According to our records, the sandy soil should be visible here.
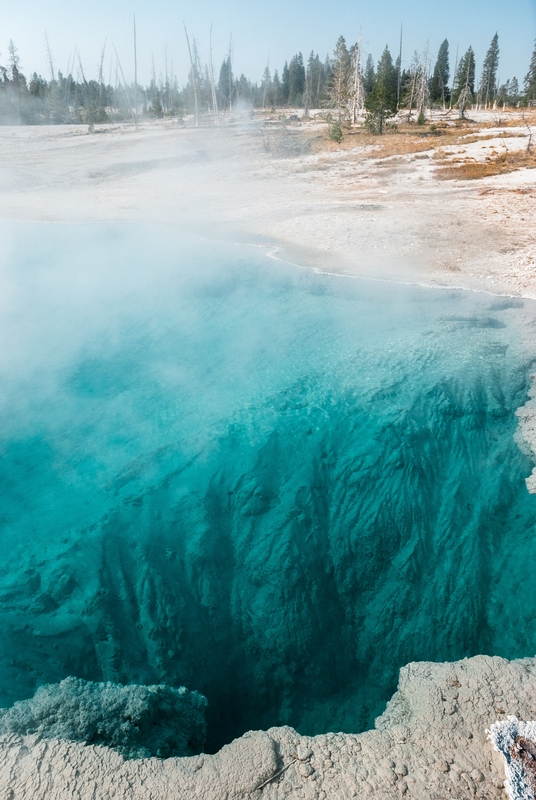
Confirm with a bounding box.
[0,111,534,297]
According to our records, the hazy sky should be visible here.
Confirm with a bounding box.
[1,0,535,88]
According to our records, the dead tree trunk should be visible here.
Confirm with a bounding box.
[113,43,137,126]
[349,41,365,124]
[45,32,55,82]
[133,14,138,123]
[209,23,219,126]
[397,24,403,110]
[183,23,199,127]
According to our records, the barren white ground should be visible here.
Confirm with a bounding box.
[0,112,534,296]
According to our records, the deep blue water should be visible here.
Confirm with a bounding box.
[1,222,536,752]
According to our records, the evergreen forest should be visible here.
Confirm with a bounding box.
[0,32,535,128]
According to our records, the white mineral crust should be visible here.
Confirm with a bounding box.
[2,653,535,798]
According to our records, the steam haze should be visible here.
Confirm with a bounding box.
[1,0,536,776]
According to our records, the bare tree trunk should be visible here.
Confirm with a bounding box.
[350,40,364,123]
[45,32,55,82]
[164,44,168,113]
[416,43,430,117]
[397,24,403,110]
[304,64,310,116]
[77,49,86,84]
[72,54,78,114]
[458,58,472,119]
[228,35,234,112]
[98,43,106,84]
[114,63,120,119]
[262,58,270,110]
[408,69,417,121]
[183,23,199,127]
[113,43,137,125]
[450,45,458,110]
[98,41,107,109]
[133,14,138,122]
[523,111,533,151]
[209,23,219,126]
[169,55,174,111]
[64,50,74,104]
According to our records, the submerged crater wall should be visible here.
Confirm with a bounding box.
[2,361,536,752]
[2,227,536,754]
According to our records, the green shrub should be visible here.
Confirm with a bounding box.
[329,121,343,142]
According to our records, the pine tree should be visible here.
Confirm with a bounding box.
[365,45,397,133]
[430,39,450,105]
[452,47,475,103]
[305,53,326,108]
[218,56,233,110]
[453,46,476,117]
[288,53,305,106]
[525,39,536,102]
[497,77,520,108]
[327,36,350,119]
[281,61,290,105]
[478,33,499,108]
[261,65,271,108]
[322,54,332,104]
[510,77,520,105]
[304,51,314,112]
[272,70,281,106]
[363,53,375,95]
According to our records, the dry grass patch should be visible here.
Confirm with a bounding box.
[461,132,527,144]
[297,111,536,173]
[313,127,467,160]
[436,148,536,180]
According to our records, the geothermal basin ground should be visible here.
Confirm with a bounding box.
[0,111,536,798]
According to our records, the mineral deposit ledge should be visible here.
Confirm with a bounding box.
[2,654,534,799]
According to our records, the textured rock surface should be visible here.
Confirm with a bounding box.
[516,373,536,493]
[2,654,536,798]
[0,677,207,758]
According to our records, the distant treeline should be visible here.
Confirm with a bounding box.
[1,33,535,127]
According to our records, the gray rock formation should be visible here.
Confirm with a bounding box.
[2,653,535,798]
[0,677,207,759]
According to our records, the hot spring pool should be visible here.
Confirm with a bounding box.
[1,222,536,752]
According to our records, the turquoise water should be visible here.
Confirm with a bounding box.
[1,222,536,752]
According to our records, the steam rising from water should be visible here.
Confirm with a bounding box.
[0,222,535,752]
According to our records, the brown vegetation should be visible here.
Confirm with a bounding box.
[435,147,536,180]
[511,736,536,793]
[312,123,460,159]
[303,110,536,167]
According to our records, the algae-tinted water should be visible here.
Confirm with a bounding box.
[0,223,535,752]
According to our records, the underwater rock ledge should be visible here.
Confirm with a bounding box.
[1,654,533,799]
[0,677,207,759]
[516,373,536,494]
